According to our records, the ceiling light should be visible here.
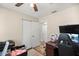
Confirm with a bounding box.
[30,3,34,7]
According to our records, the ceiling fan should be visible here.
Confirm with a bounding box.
[15,3,38,12]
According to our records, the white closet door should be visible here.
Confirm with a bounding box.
[31,22,41,48]
[22,20,32,49]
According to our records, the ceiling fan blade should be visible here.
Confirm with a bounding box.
[15,3,24,7]
[33,4,38,12]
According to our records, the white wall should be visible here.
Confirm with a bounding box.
[0,7,38,45]
[39,5,79,42]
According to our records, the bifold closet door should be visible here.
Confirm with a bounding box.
[31,22,41,48]
[22,20,32,49]
[22,20,41,49]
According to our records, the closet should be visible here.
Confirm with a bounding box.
[22,20,41,49]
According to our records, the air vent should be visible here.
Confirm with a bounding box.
[51,10,57,14]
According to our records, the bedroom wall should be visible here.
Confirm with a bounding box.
[39,5,79,41]
[0,7,38,45]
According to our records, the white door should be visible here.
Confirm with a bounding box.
[31,22,41,48]
[42,22,48,42]
[22,20,32,49]
[22,20,41,49]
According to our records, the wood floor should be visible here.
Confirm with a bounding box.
[34,45,46,55]
[28,49,43,56]
[28,44,46,56]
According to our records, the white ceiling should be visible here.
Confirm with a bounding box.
[0,3,78,18]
